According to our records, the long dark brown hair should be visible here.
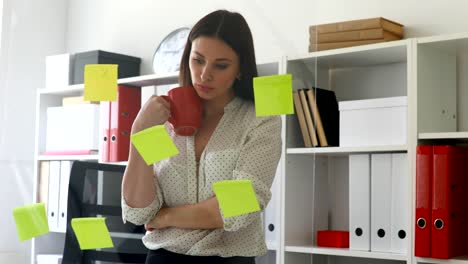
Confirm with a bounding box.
[179,10,258,101]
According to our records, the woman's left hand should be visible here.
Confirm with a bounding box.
[145,207,170,231]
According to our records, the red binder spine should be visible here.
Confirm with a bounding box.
[100,102,111,162]
[432,145,468,259]
[414,145,432,257]
[109,85,141,162]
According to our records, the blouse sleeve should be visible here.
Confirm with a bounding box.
[221,115,282,232]
[121,174,164,226]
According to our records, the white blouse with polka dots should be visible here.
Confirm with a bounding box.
[122,96,282,257]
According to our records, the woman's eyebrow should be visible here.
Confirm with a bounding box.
[193,51,232,62]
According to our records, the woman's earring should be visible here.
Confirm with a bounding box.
[236,74,241,81]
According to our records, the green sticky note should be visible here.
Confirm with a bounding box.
[213,180,261,218]
[71,217,114,250]
[84,64,118,101]
[13,203,49,241]
[253,74,294,116]
[130,125,179,165]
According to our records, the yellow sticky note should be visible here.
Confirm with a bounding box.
[253,74,294,116]
[130,125,179,165]
[213,180,261,218]
[84,64,118,101]
[71,217,114,250]
[13,203,49,241]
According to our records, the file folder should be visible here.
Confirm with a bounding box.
[264,163,281,246]
[431,145,468,259]
[100,102,111,162]
[47,161,61,232]
[371,153,392,252]
[390,153,408,254]
[415,145,432,257]
[109,85,141,162]
[349,154,371,251]
[58,161,73,232]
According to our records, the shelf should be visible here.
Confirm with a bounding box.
[101,161,128,166]
[416,256,468,264]
[39,83,85,95]
[417,32,468,54]
[118,72,179,87]
[419,132,468,141]
[37,155,99,161]
[108,232,144,239]
[38,72,179,95]
[286,145,408,156]
[285,245,407,261]
[288,39,408,68]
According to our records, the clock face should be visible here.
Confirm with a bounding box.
[152,27,191,74]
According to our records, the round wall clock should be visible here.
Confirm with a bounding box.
[152,27,191,74]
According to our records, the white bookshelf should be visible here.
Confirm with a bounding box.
[32,32,468,264]
[33,61,283,264]
[412,32,468,264]
[283,37,412,264]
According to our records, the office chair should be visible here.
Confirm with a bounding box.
[62,161,147,264]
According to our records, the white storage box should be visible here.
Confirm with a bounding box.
[45,104,100,155]
[36,254,62,264]
[339,96,407,147]
[45,53,73,89]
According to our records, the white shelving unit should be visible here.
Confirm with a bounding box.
[32,32,468,264]
[32,61,283,264]
[282,39,413,264]
[413,32,468,264]
[32,72,182,264]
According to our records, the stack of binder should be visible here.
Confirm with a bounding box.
[101,85,141,162]
[415,145,468,259]
[309,17,404,52]
[349,153,408,254]
[292,88,339,148]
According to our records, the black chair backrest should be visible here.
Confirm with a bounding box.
[62,161,147,264]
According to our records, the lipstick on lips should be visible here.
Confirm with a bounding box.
[197,84,213,93]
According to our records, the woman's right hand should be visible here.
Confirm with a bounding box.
[131,95,171,134]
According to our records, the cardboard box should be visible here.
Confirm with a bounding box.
[339,96,407,147]
[72,50,141,84]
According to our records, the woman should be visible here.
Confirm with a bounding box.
[122,9,282,264]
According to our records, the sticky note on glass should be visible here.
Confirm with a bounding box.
[71,217,114,250]
[13,203,49,241]
[253,74,294,116]
[213,180,260,218]
[84,64,118,101]
[130,125,179,165]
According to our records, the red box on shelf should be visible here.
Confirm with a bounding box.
[317,230,349,248]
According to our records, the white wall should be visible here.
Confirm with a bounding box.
[66,0,468,75]
[0,0,68,263]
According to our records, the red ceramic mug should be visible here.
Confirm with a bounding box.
[161,86,202,136]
